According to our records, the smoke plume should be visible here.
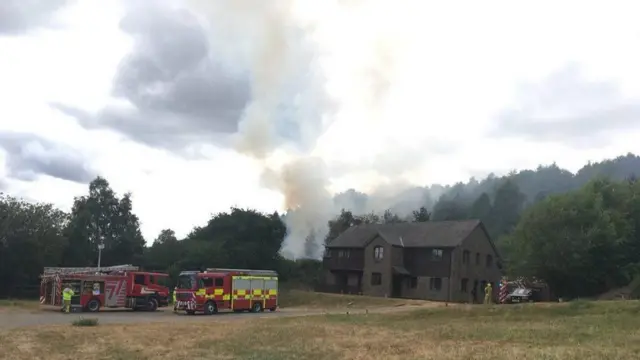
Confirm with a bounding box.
[186,0,403,259]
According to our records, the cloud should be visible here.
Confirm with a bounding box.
[0,132,95,183]
[493,64,640,148]
[53,1,251,151]
[0,0,69,35]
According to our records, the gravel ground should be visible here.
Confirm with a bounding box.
[0,304,436,330]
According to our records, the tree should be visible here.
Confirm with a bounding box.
[382,209,403,224]
[489,180,526,236]
[0,194,68,297]
[144,229,183,271]
[154,229,178,245]
[504,179,639,298]
[412,206,431,222]
[325,209,357,245]
[63,177,145,267]
[432,199,468,221]
[469,193,491,222]
[186,208,286,270]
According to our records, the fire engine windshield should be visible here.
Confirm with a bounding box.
[177,274,197,290]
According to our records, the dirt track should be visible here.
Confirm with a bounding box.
[0,304,437,330]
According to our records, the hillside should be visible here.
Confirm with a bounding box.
[332,153,640,216]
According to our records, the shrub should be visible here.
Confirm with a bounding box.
[72,317,99,327]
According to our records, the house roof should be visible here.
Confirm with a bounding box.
[326,219,483,249]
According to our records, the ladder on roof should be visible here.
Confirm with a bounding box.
[205,268,278,277]
[43,265,139,275]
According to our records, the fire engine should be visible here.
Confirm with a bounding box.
[174,268,278,315]
[40,265,170,312]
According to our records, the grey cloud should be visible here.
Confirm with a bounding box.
[493,63,640,148]
[0,0,68,35]
[54,2,251,151]
[0,132,95,183]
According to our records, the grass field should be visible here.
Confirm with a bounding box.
[278,289,430,309]
[2,300,640,360]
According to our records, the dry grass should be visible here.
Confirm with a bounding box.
[279,290,432,309]
[2,300,640,359]
[0,299,39,312]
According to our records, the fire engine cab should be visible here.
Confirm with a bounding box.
[174,268,278,315]
[40,265,170,312]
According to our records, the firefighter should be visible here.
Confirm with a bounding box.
[62,286,75,313]
[172,287,177,313]
[484,282,493,305]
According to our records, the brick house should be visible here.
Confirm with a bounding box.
[319,219,503,303]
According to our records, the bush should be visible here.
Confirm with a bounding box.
[629,276,640,299]
[72,317,99,327]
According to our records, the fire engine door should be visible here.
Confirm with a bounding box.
[82,280,104,296]
[250,279,265,307]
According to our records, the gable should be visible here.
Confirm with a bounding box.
[460,223,502,260]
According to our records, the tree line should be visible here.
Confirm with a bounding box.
[2,153,640,299]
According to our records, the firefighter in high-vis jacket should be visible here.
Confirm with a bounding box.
[172,287,177,312]
[62,286,75,313]
[484,282,493,304]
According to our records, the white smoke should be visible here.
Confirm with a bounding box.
[186,0,408,259]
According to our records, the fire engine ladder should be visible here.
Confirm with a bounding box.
[205,268,278,277]
[43,264,139,275]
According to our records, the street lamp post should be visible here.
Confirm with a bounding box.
[97,239,105,271]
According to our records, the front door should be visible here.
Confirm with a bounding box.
[336,272,348,293]
[391,275,402,298]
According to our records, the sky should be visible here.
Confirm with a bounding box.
[1,0,640,252]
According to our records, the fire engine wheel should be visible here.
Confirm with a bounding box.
[204,301,218,315]
[86,299,101,312]
[146,298,159,312]
[186,310,196,315]
[251,302,263,313]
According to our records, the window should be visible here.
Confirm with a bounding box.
[486,254,493,268]
[371,272,382,286]
[429,277,442,291]
[214,278,224,287]
[200,277,214,288]
[460,278,469,292]
[462,250,470,264]
[374,246,384,261]
[431,249,443,260]
[177,274,196,289]
[475,252,480,265]
[338,250,351,258]
[134,274,146,285]
[150,275,170,287]
[409,277,418,289]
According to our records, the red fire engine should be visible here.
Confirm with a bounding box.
[40,265,170,312]
[174,268,278,315]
